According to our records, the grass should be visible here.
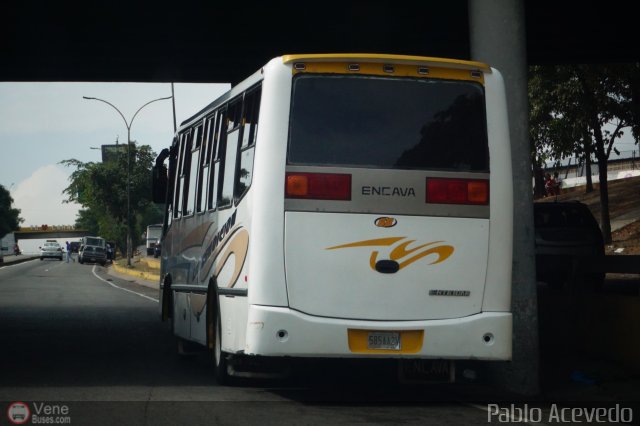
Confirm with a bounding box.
[113,256,159,274]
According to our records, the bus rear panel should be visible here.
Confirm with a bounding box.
[243,55,512,360]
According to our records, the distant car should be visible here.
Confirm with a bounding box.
[40,241,63,261]
[78,245,107,266]
[534,201,605,289]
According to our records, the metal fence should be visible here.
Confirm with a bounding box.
[548,150,638,179]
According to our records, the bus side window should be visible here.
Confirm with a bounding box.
[198,115,215,213]
[185,124,202,216]
[241,85,261,149]
[219,99,241,208]
[166,139,178,227]
[208,109,224,210]
[180,130,194,216]
[236,85,261,200]
[173,132,188,219]
[226,98,242,131]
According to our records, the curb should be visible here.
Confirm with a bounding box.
[112,262,160,283]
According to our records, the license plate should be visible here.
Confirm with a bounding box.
[367,331,401,350]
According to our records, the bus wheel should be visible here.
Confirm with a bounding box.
[213,307,233,384]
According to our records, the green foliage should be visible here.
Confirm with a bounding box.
[61,143,159,255]
[528,63,639,243]
[74,209,99,236]
[0,184,23,239]
[137,203,164,234]
[530,64,638,164]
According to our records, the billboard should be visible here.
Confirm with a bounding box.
[101,143,135,163]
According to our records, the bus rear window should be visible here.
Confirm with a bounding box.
[287,74,489,172]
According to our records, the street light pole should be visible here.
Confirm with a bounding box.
[83,95,172,267]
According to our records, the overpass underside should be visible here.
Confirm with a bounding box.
[15,231,90,240]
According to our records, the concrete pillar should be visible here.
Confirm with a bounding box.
[468,0,540,396]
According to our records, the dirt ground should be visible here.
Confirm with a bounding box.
[536,175,640,255]
[607,220,640,255]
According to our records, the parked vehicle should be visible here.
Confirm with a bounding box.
[1,232,16,257]
[534,201,605,289]
[40,241,63,261]
[69,241,81,253]
[78,245,107,266]
[146,224,162,256]
[80,236,106,250]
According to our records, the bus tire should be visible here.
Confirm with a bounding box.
[161,278,172,321]
[208,285,231,384]
[213,302,231,384]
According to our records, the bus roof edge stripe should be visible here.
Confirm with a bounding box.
[281,53,491,72]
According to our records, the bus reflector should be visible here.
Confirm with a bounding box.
[286,172,351,200]
[426,178,489,205]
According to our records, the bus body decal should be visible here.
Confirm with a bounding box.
[213,228,249,288]
[180,222,213,253]
[201,211,237,266]
[327,237,454,271]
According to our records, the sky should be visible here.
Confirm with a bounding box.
[0,82,230,228]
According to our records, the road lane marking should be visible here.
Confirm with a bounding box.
[44,260,66,272]
[92,265,159,303]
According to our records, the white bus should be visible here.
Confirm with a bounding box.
[152,54,513,383]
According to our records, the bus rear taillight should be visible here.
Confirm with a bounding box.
[426,178,489,205]
[285,172,351,200]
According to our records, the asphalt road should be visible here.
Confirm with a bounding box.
[1,259,631,425]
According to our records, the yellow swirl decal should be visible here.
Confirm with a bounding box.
[327,237,454,271]
[214,228,249,288]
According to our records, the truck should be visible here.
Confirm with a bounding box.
[78,236,107,265]
[80,236,106,250]
[145,224,162,256]
[0,232,16,260]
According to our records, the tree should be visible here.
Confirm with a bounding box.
[74,209,100,236]
[529,64,639,243]
[60,144,159,256]
[528,66,584,197]
[0,184,23,238]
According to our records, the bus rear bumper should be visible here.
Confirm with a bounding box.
[244,305,512,360]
